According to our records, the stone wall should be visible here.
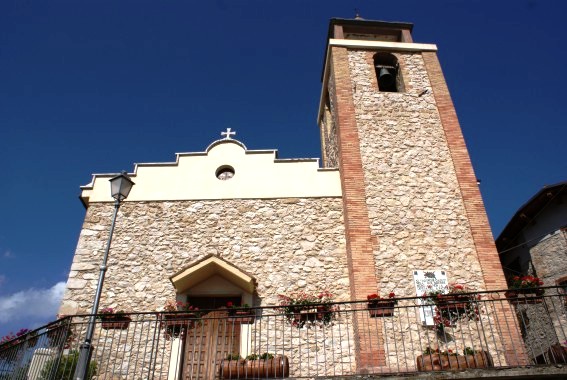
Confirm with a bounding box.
[59,197,352,377]
[530,229,567,286]
[346,49,486,294]
[60,197,347,314]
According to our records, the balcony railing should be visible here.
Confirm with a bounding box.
[1,287,567,379]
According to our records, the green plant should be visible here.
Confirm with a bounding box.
[39,350,97,380]
[463,347,480,355]
[422,346,458,356]
[423,283,480,332]
[277,290,337,327]
[225,353,242,361]
[246,352,274,360]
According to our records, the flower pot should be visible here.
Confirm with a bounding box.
[435,294,469,312]
[292,306,329,323]
[229,310,256,325]
[367,301,395,318]
[220,359,247,379]
[246,356,290,378]
[101,315,131,330]
[505,290,544,305]
[464,351,493,368]
[161,313,198,338]
[417,351,492,371]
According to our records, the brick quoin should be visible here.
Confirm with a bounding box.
[423,51,528,366]
[330,46,385,369]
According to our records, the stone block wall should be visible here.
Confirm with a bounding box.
[60,197,347,314]
[346,49,486,293]
[59,197,353,377]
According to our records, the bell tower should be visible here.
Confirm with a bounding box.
[318,17,522,369]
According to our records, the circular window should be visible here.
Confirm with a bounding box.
[216,165,235,180]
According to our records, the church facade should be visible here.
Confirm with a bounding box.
[57,17,522,377]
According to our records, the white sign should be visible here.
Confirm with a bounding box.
[413,270,448,325]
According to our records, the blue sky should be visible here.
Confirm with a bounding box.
[0,1,565,337]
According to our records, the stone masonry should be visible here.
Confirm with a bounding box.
[60,198,348,315]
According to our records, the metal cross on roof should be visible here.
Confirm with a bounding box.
[221,128,236,140]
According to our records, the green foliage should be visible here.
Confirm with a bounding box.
[225,353,242,361]
[39,350,97,380]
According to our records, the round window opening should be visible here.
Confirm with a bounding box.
[216,165,235,180]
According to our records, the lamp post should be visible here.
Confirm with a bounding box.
[74,171,134,380]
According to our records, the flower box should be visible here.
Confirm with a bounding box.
[101,315,131,330]
[229,310,256,325]
[435,294,469,311]
[367,301,395,318]
[220,356,290,379]
[417,351,492,371]
[162,312,198,327]
[161,313,199,338]
[246,356,289,378]
[220,359,247,379]
[505,290,544,305]
[292,307,328,324]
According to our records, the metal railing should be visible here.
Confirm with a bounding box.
[1,287,567,379]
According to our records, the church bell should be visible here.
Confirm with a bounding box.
[378,67,395,88]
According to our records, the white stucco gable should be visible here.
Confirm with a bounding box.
[80,139,341,205]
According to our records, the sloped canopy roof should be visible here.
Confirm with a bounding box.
[170,254,256,294]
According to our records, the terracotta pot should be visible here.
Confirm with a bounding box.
[367,301,395,318]
[162,313,198,327]
[220,359,246,379]
[293,310,320,323]
[246,356,290,378]
[417,351,493,371]
[435,295,469,312]
[101,316,131,330]
[229,311,255,325]
[161,313,198,338]
[505,290,543,305]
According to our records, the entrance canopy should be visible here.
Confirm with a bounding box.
[170,255,256,294]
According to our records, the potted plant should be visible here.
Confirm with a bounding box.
[160,299,201,338]
[423,284,480,331]
[416,346,492,371]
[367,292,397,318]
[277,291,337,328]
[220,353,290,379]
[227,302,256,324]
[246,353,289,378]
[505,275,544,304]
[220,353,246,379]
[98,307,131,330]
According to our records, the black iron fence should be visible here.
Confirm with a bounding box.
[1,287,567,379]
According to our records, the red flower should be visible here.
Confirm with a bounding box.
[388,292,396,298]
[367,293,379,300]
[227,301,233,307]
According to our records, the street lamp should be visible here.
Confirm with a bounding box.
[74,171,134,380]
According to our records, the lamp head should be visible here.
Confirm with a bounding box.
[109,171,135,201]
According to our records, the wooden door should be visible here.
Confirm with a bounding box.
[182,310,241,379]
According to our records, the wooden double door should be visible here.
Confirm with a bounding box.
[181,297,243,379]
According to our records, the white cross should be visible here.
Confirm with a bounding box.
[221,128,236,140]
